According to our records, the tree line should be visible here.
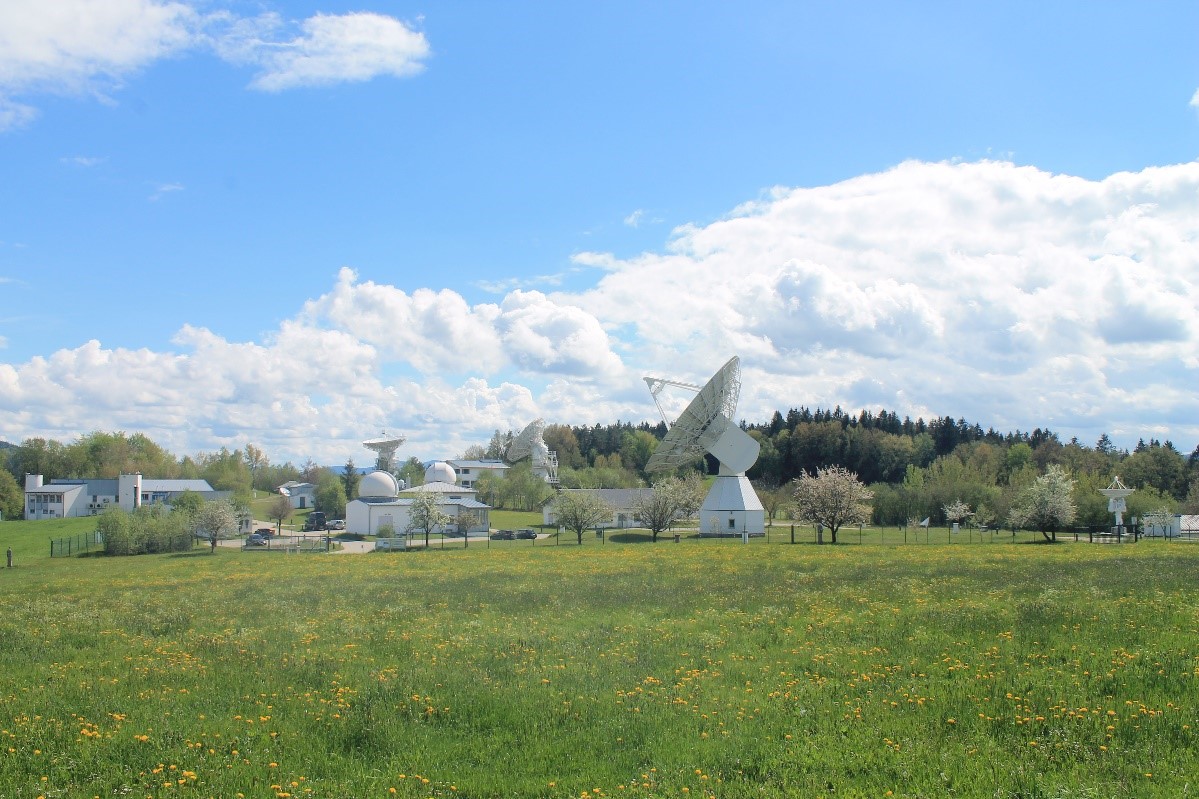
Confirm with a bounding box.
[4,405,1198,525]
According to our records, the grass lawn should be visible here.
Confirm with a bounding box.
[0,518,1196,797]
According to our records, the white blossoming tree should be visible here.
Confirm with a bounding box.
[792,465,874,544]
[1008,465,1077,541]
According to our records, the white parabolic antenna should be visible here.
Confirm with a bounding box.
[506,418,559,484]
[645,356,764,536]
[363,433,405,473]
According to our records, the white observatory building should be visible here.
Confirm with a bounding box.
[345,463,491,537]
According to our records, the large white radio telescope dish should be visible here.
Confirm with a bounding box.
[645,357,759,475]
[506,418,559,485]
[644,356,764,537]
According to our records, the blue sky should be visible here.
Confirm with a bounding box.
[1,1,1197,466]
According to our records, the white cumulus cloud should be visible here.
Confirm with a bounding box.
[572,159,1199,443]
[0,2,430,130]
[234,12,430,92]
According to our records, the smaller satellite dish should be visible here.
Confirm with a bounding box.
[507,418,560,484]
[363,433,405,473]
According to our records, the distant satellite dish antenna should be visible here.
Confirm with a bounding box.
[506,418,560,485]
[363,433,405,473]
[644,356,764,537]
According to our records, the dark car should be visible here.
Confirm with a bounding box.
[255,528,274,537]
[246,533,269,546]
[514,528,537,539]
[489,529,515,540]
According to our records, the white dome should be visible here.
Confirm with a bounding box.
[358,470,400,498]
[424,461,457,485]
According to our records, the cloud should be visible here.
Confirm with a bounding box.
[0,2,429,129]
[0,0,197,126]
[301,268,624,379]
[1192,87,1199,108]
[234,12,430,92]
[473,271,568,294]
[60,155,106,167]
[2,159,1197,463]
[149,182,184,201]
[0,98,38,131]
[496,291,624,377]
[570,159,1199,442]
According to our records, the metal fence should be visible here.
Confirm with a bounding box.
[50,530,104,558]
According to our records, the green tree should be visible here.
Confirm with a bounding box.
[792,465,874,544]
[619,430,658,477]
[268,494,293,534]
[484,430,512,460]
[315,475,347,519]
[197,447,251,492]
[398,457,425,489]
[1008,465,1076,541]
[244,444,269,491]
[1121,442,1188,499]
[342,458,360,500]
[0,468,22,520]
[99,508,133,555]
[544,424,584,469]
[1182,479,1199,514]
[553,491,613,544]
[406,491,452,547]
[171,490,204,517]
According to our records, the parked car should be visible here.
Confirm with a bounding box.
[327,519,346,531]
[255,527,274,537]
[490,529,515,540]
[515,528,537,539]
[246,533,269,546]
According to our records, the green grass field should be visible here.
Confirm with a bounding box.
[1,518,1196,798]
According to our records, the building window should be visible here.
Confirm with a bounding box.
[728,518,736,529]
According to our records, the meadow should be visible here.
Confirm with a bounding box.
[0,518,1196,798]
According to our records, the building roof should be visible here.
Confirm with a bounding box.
[30,477,213,494]
[142,479,215,493]
[350,496,490,509]
[26,483,85,495]
[358,470,400,499]
[447,459,510,470]
[551,488,655,509]
[403,481,476,496]
[424,461,458,485]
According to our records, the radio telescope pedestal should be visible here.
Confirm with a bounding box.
[1099,476,1134,531]
[645,357,765,537]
